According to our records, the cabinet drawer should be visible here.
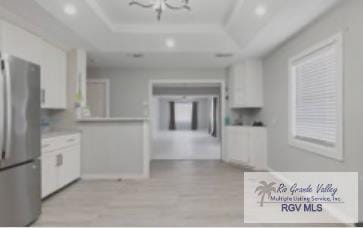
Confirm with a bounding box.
[42,134,80,154]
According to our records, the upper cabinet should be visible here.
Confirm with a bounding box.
[68,49,87,109]
[228,60,263,108]
[0,20,43,65]
[41,42,67,109]
[0,20,67,109]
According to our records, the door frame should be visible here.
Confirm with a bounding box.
[86,79,110,118]
[148,79,226,161]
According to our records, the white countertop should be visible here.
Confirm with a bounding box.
[227,125,266,128]
[77,117,149,123]
[42,130,82,139]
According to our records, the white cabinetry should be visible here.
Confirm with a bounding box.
[41,41,67,109]
[69,49,87,108]
[226,126,266,169]
[226,127,250,163]
[41,153,58,197]
[0,20,67,109]
[228,60,263,108]
[41,133,81,198]
[58,146,81,186]
[0,20,42,65]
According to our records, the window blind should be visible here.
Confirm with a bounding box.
[292,43,339,147]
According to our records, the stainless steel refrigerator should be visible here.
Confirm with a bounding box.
[0,53,41,226]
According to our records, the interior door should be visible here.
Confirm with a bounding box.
[0,55,41,169]
[0,160,41,226]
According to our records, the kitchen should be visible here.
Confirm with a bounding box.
[0,0,362,226]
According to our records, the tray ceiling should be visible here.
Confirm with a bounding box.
[0,0,341,68]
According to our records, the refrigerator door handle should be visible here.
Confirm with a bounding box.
[2,57,12,160]
[0,58,4,160]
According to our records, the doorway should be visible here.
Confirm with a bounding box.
[149,80,225,161]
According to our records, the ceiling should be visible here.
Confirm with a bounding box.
[95,0,237,25]
[0,0,341,69]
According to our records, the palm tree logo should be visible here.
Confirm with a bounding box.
[255,181,276,207]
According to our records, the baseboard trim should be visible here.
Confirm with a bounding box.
[42,178,81,201]
[266,167,354,226]
[82,174,147,180]
[225,159,267,171]
[151,156,221,160]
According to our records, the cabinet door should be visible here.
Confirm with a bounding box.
[228,61,263,108]
[229,64,247,108]
[227,129,249,163]
[41,42,67,109]
[41,41,52,108]
[249,129,267,169]
[0,21,42,65]
[58,146,81,188]
[232,89,246,107]
[41,154,58,198]
[53,48,67,109]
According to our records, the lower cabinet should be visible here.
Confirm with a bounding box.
[226,126,267,169]
[226,128,250,163]
[41,154,58,198]
[41,133,81,199]
[58,146,81,187]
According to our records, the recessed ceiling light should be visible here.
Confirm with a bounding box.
[64,4,77,15]
[166,38,176,48]
[255,5,267,16]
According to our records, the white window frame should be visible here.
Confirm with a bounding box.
[288,33,344,161]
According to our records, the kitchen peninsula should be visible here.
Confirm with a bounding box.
[77,117,150,180]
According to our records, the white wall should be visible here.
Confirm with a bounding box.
[87,68,226,117]
[259,0,363,222]
[198,98,212,130]
[158,99,169,130]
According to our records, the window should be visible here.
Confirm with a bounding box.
[175,102,192,129]
[288,34,343,160]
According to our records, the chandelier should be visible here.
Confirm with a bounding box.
[129,0,191,21]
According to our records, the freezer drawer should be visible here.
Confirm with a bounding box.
[0,160,41,226]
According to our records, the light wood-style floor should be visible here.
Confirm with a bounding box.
[33,161,345,227]
[34,161,246,226]
[152,130,221,160]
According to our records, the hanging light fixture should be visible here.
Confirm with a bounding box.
[129,0,191,21]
